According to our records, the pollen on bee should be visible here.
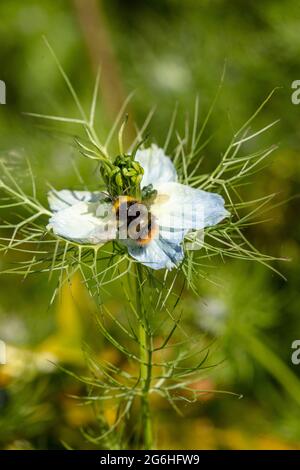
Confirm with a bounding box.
[113,195,136,214]
[113,196,158,245]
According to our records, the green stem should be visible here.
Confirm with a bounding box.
[238,328,300,408]
[135,264,153,449]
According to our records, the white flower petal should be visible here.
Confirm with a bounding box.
[152,182,229,236]
[126,235,184,270]
[135,144,177,188]
[48,200,117,245]
[48,189,105,213]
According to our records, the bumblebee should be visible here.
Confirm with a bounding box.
[113,195,158,246]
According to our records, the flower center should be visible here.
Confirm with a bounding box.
[113,196,158,245]
[101,155,144,198]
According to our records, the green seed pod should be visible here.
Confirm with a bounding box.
[115,173,123,188]
[111,167,120,176]
[105,153,145,197]
[135,174,143,185]
[125,169,136,177]
[132,161,144,174]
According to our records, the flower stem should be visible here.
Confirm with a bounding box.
[238,328,300,408]
[135,264,153,450]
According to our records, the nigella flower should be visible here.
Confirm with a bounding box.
[47,144,229,270]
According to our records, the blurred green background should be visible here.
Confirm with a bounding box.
[0,0,300,449]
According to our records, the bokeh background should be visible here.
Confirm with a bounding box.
[1,0,300,449]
